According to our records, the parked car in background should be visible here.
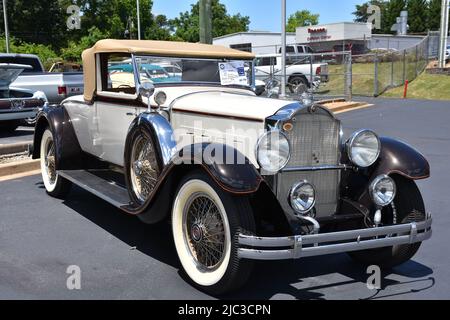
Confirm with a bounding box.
[1,54,84,104]
[109,62,181,83]
[158,62,183,78]
[32,39,432,294]
[0,63,47,131]
[279,44,314,55]
[255,53,328,94]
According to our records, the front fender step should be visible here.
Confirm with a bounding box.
[58,170,131,208]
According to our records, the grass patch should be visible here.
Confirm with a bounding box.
[383,72,450,100]
[321,61,422,97]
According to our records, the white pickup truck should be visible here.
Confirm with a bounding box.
[255,54,328,93]
[1,54,84,104]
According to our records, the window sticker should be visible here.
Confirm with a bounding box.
[218,61,247,86]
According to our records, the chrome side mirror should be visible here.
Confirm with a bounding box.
[138,82,155,112]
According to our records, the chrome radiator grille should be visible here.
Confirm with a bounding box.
[285,112,340,167]
[277,110,341,218]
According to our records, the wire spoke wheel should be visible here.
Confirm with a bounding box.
[183,193,226,271]
[130,134,160,203]
[39,129,72,197]
[44,139,56,184]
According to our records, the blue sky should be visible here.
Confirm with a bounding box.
[152,0,362,32]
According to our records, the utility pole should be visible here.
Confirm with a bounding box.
[438,0,449,68]
[136,0,141,40]
[199,0,212,44]
[280,0,287,97]
[2,0,9,53]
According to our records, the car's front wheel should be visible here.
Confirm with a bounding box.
[40,128,72,198]
[172,170,255,295]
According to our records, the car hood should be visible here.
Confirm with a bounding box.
[170,90,296,121]
[0,63,32,89]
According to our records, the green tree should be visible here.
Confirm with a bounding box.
[353,0,388,33]
[0,0,68,49]
[384,0,407,34]
[286,10,319,32]
[145,14,174,40]
[407,0,428,33]
[427,0,442,31]
[60,26,109,62]
[171,0,250,43]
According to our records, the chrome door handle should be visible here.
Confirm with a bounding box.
[126,112,135,116]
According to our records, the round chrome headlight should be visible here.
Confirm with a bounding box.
[256,130,290,173]
[289,181,316,214]
[370,175,396,207]
[347,129,381,167]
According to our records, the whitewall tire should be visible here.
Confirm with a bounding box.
[172,170,255,295]
[40,129,72,198]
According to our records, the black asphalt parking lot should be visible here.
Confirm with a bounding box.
[0,97,449,299]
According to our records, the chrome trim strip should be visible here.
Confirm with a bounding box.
[238,217,432,260]
[281,164,352,172]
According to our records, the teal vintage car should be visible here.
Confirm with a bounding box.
[108,63,181,83]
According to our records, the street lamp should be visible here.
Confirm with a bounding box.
[2,0,10,53]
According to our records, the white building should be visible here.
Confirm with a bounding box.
[295,22,372,53]
[213,31,297,55]
[213,22,440,55]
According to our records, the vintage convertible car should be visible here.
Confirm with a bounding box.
[0,63,47,131]
[32,39,432,295]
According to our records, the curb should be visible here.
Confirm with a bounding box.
[0,141,33,156]
[0,159,40,178]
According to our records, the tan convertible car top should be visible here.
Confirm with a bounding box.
[82,39,255,101]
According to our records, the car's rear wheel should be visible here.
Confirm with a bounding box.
[172,170,255,295]
[348,176,426,268]
[40,128,72,198]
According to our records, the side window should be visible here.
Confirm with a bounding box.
[255,57,274,67]
[100,53,136,95]
[297,46,304,53]
[286,46,295,53]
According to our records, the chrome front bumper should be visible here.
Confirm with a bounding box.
[238,216,432,260]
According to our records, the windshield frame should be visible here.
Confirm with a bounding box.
[131,54,255,90]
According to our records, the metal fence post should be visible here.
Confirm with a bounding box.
[374,52,379,97]
[345,53,352,101]
[415,45,419,77]
[391,55,394,87]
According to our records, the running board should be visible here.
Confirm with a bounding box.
[58,170,131,208]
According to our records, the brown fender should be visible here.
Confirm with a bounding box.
[32,105,83,170]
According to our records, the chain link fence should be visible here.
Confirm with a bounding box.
[253,32,440,100]
[353,32,439,96]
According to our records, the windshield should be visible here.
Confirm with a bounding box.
[134,56,254,87]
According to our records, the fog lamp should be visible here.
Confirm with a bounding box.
[289,181,316,214]
[369,175,396,207]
